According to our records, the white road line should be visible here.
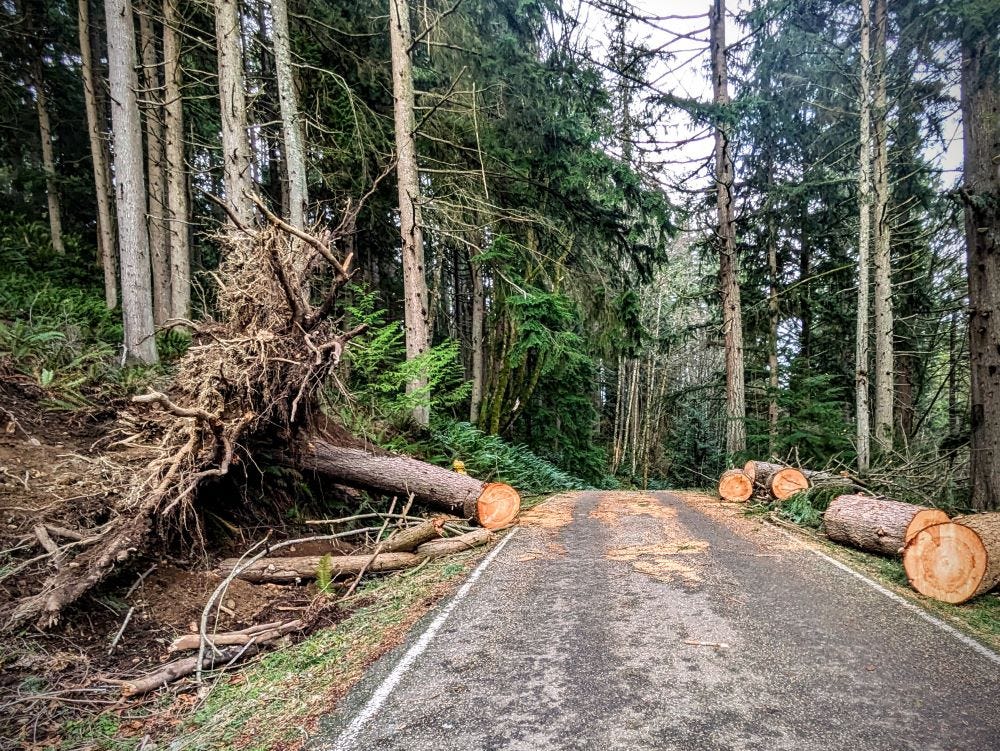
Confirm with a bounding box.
[326,528,520,751]
[771,525,1000,665]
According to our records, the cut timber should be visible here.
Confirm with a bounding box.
[903,513,1000,604]
[718,469,753,502]
[824,494,949,556]
[802,468,855,489]
[749,461,809,500]
[743,461,759,483]
[167,619,302,652]
[219,552,422,583]
[416,529,492,558]
[112,644,262,695]
[300,440,520,529]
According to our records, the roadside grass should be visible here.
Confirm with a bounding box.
[50,551,487,751]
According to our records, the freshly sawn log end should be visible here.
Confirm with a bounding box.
[718,469,753,502]
[743,460,757,483]
[904,512,1000,604]
[477,482,520,529]
[770,468,808,500]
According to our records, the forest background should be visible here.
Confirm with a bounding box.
[0,0,997,512]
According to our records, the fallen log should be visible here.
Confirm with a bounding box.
[168,619,303,652]
[903,512,1000,604]
[823,494,949,556]
[299,441,520,529]
[218,551,422,583]
[416,529,492,558]
[377,520,444,553]
[718,469,753,502]
[110,644,263,696]
[747,461,809,500]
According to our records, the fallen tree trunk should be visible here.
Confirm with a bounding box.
[824,494,949,556]
[802,468,855,489]
[416,529,492,558]
[168,619,302,652]
[219,552,422,583]
[299,440,520,529]
[903,512,1000,604]
[718,469,753,502]
[110,643,263,696]
[747,461,809,500]
[377,520,443,553]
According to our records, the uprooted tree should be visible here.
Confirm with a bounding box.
[4,195,515,631]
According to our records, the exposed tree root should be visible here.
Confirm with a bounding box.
[6,200,366,631]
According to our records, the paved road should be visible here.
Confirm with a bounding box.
[312,491,1000,751]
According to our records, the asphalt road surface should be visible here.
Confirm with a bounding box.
[312,491,1000,751]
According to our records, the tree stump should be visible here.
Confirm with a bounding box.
[903,512,1000,604]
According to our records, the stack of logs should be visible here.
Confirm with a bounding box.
[717,462,1000,604]
[717,460,845,503]
[824,495,1000,605]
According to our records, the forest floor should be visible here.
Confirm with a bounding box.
[0,387,493,751]
[314,490,1000,751]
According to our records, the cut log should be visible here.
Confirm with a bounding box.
[749,462,809,500]
[903,512,1000,604]
[218,552,422,583]
[802,468,856,489]
[299,440,520,529]
[718,469,753,502]
[111,644,263,696]
[824,494,949,556]
[742,460,758,483]
[416,529,492,558]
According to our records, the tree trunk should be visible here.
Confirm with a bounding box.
[469,246,485,424]
[416,529,492,557]
[871,0,893,450]
[389,0,431,427]
[215,0,254,226]
[78,0,117,307]
[138,1,171,325]
[961,23,1000,512]
[855,0,873,474]
[710,0,746,456]
[718,469,753,503]
[746,461,808,501]
[163,0,190,320]
[904,513,1000,603]
[767,196,780,453]
[219,552,423,583]
[271,0,307,230]
[299,440,520,529]
[824,494,948,556]
[30,58,64,254]
[105,0,158,364]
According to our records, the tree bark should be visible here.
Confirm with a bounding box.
[219,552,423,583]
[215,0,254,226]
[904,513,1000,603]
[416,529,492,557]
[871,0,893,450]
[389,0,431,427]
[961,22,1000,512]
[710,0,746,456]
[138,1,171,325]
[299,440,520,529]
[162,0,190,320]
[78,0,117,307]
[469,246,485,424]
[271,0,307,230]
[30,58,64,254]
[105,0,158,364]
[824,494,948,556]
[855,0,873,474]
